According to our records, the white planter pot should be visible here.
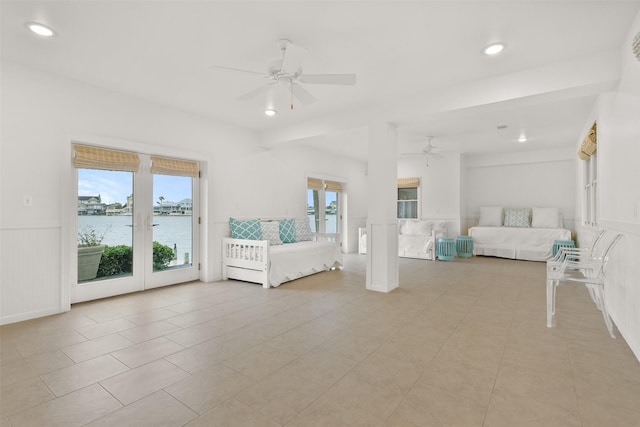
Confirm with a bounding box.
[78,245,105,281]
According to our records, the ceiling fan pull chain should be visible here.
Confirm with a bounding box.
[291,84,294,110]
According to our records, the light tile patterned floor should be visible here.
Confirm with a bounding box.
[2,255,640,426]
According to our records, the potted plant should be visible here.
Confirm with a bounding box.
[77,225,108,281]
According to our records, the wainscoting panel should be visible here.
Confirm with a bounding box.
[1,226,62,324]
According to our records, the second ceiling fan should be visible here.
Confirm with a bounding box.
[215,39,357,110]
[400,136,443,167]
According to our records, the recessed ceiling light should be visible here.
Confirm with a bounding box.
[483,42,506,56]
[264,108,277,117]
[518,135,528,143]
[26,22,56,37]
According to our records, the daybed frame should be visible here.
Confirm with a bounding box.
[222,233,340,288]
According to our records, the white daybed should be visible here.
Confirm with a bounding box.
[222,218,342,288]
[359,219,447,260]
[469,207,571,262]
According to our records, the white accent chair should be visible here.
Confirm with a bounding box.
[546,232,623,338]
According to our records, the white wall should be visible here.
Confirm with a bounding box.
[216,142,368,254]
[462,147,577,234]
[575,11,640,360]
[397,152,462,236]
[0,62,367,324]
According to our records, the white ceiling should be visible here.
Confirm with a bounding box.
[2,1,639,159]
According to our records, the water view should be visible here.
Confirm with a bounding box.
[78,215,193,263]
[307,214,338,233]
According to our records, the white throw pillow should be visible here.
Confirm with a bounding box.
[399,220,411,235]
[532,207,561,228]
[404,221,420,235]
[503,208,531,228]
[260,221,282,245]
[478,207,503,227]
[401,221,432,235]
[433,221,446,231]
[415,221,433,235]
[294,219,314,242]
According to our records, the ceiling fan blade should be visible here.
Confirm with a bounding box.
[299,74,357,85]
[236,82,278,101]
[291,83,317,105]
[214,65,268,77]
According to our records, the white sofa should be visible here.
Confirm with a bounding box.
[469,207,571,261]
[359,219,447,261]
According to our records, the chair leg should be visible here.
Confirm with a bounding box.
[547,278,555,328]
[587,284,616,339]
[586,284,602,310]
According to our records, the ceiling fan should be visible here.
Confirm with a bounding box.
[215,39,357,110]
[400,136,443,167]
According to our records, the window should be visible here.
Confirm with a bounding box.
[584,152,598,226]
[579,123,597,227]
[307,178,341,234]
[397,178,419,219]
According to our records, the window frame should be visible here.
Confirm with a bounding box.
[397,185,419,219]
[583,151,598,227]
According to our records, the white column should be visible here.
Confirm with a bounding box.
[366,122,399,292]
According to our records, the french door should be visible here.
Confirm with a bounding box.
[72,147,200,303]
[307,178,341,235]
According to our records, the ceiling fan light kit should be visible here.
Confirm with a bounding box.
[216,39,356,111]
[483,42,506,56]
[25,22,56,37]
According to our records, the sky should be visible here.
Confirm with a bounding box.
[78,169,191,205]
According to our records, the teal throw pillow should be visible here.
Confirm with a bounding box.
[230,218,262,240]
[279,218,297,243]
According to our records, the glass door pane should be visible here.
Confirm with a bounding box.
[307,189,320,233]
[325,191,339,233]
[152,174,193,272]
[77,169,134,283]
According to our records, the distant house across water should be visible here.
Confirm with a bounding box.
[154,198,192,215]
[79,194,191,215]
[78,195,105,215]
